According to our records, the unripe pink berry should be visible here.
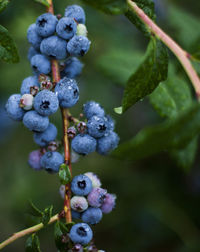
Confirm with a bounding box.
[101,193,116,214]
[71,196,88,212]
[20,94,34,110]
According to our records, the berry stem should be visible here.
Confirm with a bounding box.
[0,214,59,250]
[47,0,72,223]
[127,0,200,100]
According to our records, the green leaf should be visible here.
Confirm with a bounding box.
[114,106,123,114]
[41,205,53,226]
[0,25,19,63]
[125,0,155,36]
[25,234,41,252]
[82,0,127,15]
[59,164,72,185]
[121,38,168,113]
[34,0,50,7]
[113,103,200,160]
[54,221,70,250]
[0,0,9,13]
[28,201,43,217]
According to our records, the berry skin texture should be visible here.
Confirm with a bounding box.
[71,174,93,196]
[20,94,34,110]
[84,172,102,188]
[97,131,120,155]
[20,76,39,95]
[33,123,57,147]
[87,116,109,138]
[101,193,116,214]
[83,101,105,119]
[28,47,39,61]
[28,150,43,171]
[69,223,93,245]
[71,196,88,212]
[5,94,25,121]
[34,90,59,116]
[67,35,91,57]
[71,210,81,220]
[56,17,77,40]
[87,188,107,208]
[55,77,79,108]
[31,54,51,74]
[71,134,97,155]
[23,110,49,132]
[65,5,86,24]
[81,207,103,225]
[76,24,88,37]
[40,36,68,60]
[36,13,58,37]
[27,24,42,50]
[40,151,64,173]
[62,57,83,79]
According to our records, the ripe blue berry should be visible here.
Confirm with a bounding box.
[56,17,77,40]
[23,110,49,132]
[27,24,42,50]
[28,150,43,171]
[62,57,83,79]
[69,223,93,245]
[87,187,107,208]
[5,94,25,121]
[20,76,39,95]
[36,13,58,37]
[34,90,59,116]
[71,174,93,196]
[101,193,116,214]
[87,116,108,138]
[28,47,39,61]
[71,210,81,220]
[40,151,64,173]
[55,77,79,108]
[71,196,88,212]
[33,123,57,147]
[71,134,96,155]
[106,115,115,131]
[40,35,68,60]
[97,131,119,155]
[84,172,102,188]
[81,207,103,225]
[83,101,105,119]
[67,35,91,57]
[31,54,51,74]
[65,5,86,24]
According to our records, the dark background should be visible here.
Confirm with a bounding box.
[1,0,200,251]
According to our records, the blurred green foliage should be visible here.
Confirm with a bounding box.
[1,0,200,251]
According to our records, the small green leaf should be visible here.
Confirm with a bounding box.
[0,0,10,13]
[34,0,50,7]
[28,201,43,217]
[82,0,127,15]
[54,221,70,250]
[59,164,72,185]
[121,38,168,113]
[25,234,41,252]
[114,106,122,114]
[0,25,19,63]
[41,205,53,226]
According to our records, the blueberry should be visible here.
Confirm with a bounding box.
[67,35,91,57]
[56,17,77,40]
[40,35,68,60]
[34,90,59,116]
[84,172,102,188]
[40,151,64,173]
[71,174,93,196]
[23,110,49,132]
[87,116,108,138]
[62,57,83,79]
[20,94,34,110]
[20,76,39,95]
[97,131,119,155]
[87,188,107,208]
[71,134,96,155]
[36,13,58,37]
[101,193,116,214]
[81,207,102,225]
[31,54,51,74]
[106,115,115,131]
[28,150,43,171]
[83,101,105,119]
[27,47,40,61]
[59,184,65,199]
[72,210,81,220]
[65,5,86,24]
[71,196,88,212]
[33,123,57,147]
[5,94,25,121]
[27,24,42,50]
[55,77,79,108]
[69,223,93,245]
